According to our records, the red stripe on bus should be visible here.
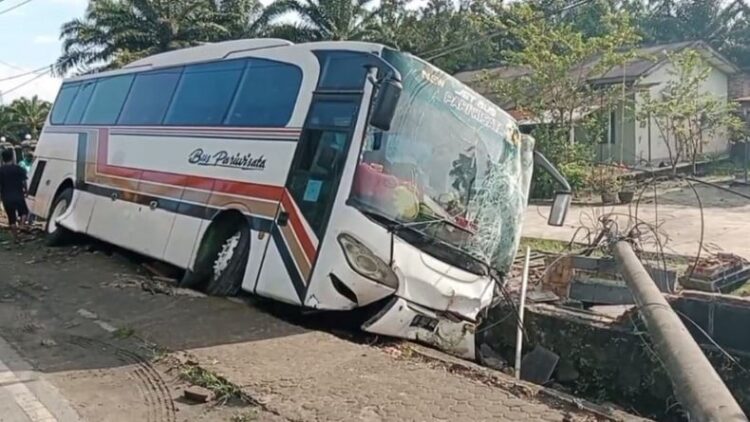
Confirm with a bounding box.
[93,128,316,259]
[281,191,317,262]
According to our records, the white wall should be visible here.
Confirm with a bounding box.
[635,59,730,165]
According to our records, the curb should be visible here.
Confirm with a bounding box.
[405,344,651,422]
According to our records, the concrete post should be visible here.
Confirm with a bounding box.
[612,240,748,422]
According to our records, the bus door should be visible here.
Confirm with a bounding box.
[254,95,361,304]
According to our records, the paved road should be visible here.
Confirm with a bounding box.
[0,234,636,421]
[524,202,750,259]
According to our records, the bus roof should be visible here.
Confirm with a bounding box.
[64,39,389,83]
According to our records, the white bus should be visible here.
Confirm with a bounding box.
[29,39,570,358]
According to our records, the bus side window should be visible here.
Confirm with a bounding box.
[82,74,134,125]
[64,81,96,125]
[118,68,182,125]
[50,83,81,125]
[225,59,302,127]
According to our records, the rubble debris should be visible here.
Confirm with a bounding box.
[683,253,750,293]
[520,345,559,385]
[478,343,507,371]
[76,309,98,320]
[40,339,57,347]
[527,291,559,303]
[541,255,677,305]
[183,386,212,403]
[612,240,747,422]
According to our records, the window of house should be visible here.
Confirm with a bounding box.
[608,110,617,144]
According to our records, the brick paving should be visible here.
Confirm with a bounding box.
[187,332,637,422]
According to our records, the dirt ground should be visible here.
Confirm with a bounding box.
[0,230,296,422]
[0,230,639,422]
[524,177,750,260]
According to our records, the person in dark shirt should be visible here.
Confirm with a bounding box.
[0,149,28,242]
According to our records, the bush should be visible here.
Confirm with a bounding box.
[529,126,595,199]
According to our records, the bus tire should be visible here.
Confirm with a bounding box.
[45,188,74,246]
[205,223,250,296]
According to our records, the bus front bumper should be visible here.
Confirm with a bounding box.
[362,297,477,359]
[359,238,495,360]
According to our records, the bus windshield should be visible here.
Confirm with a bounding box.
[351,49,534,273]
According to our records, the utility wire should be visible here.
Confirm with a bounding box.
[1,70,50,96]
[0,64,51,82]
[422,0,598,61]
[0,0,34,16]
[0,59,24,71]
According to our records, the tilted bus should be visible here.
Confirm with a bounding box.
[28,39,570,358]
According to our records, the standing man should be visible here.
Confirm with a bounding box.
[0,149,29,243]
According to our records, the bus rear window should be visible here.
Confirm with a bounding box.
[50,83,80,125]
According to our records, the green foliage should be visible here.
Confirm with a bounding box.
[261,0,379,42]
[637,49,744,174]
[56,0,264,75]
[0,96,51,142]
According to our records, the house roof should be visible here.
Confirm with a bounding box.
[454,41,740,95]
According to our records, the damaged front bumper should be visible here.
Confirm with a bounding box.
[360,238,495,359]
[362,297,478,358]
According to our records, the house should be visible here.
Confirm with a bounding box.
[455,41,740,165]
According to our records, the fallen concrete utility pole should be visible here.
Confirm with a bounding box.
[612,240,748,422]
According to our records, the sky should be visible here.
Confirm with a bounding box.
[0,0,432,105]
[0,0,89,104]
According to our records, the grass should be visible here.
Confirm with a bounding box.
[731,281,750,297]
[180,365,250,404]
[112,327,135,339]
[518,237,572,254]
[703,160,739,177]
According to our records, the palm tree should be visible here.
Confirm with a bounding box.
[0,106,15,142]
[56,0,264,75]
[261,0,379,42]
[7,96,51,140]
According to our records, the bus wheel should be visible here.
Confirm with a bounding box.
[45,188,74,246]
[205,223,250,296]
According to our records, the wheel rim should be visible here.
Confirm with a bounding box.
[48,199,69,234]
[212,232,241,281]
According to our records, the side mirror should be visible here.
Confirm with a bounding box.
[548,191,572,227]
[370,78,402,131]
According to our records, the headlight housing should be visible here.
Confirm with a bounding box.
[337,233,399,289]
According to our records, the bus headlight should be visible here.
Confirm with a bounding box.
[337,233,399,289]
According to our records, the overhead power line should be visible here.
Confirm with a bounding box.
[1,70,51,96]
[0,65,51,82]
[0,0,34,16]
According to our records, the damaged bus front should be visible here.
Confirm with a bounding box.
[320,48,572,358]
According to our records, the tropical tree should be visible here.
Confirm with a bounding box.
[483,5,640,196]
[0,106,14,142]
[261,0,379,42]
[634,0,750,68]
[7,96,52,140]
[637,50,744,174]
[56,0,264,75]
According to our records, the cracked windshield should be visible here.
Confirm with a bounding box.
[352,49,533,273]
